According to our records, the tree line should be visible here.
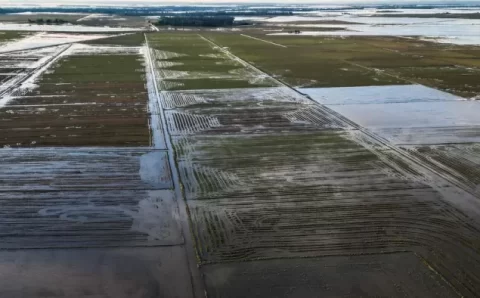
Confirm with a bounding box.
[28,18,69,25]
[157,16,235,27]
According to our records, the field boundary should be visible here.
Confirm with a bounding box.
[240,34,288,48]
[144,33,206,298]
[342,59,419,85]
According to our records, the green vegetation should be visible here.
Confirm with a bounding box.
[148,32,222,56]
[202,32,480,96]
[18,53,150,147]
[166,61,238,73]
[84,33,146,46]
[43,55,145,83]
[0,31,28,42]
[147,32,278,90]
[204,33,406,87]
[164,78,274,90]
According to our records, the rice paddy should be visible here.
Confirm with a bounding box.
[0,41,149,147]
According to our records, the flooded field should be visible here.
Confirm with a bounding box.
[0,31,196,297]
[320,101,480,132]
[299,84,463,104]
[300,83,480,219]
[267,18,480,45]
[0,148,177,248]
[1,21,480,298]
[145,31,480,297]
[204,254,458,297]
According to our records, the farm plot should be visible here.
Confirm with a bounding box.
[0,148,178,249]
[302,85,480,144]
[84,32,146,46]
[0,45,68,105]
[161,81,480,296]
[1,43,151,147]
[401,143,480,197]
[299,84,463,105]
[146,32,279,90]
[164,89,345,136]
[325,101,480,133]
[203,33,408,88]
[204,254,458,298]
[0,31,28,44]
[302,83,480,203]
[204,33,480,98]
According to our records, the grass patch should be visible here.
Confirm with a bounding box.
[84,33,146,46]
[0,31,29,42]
[204,33,407,87]
[202,32,480,95]
[43,55,145,83]
[162,78,273,90]
[391,66,480,98]
[148,32,278,90]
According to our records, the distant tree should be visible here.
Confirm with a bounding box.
[25,18,68,25]
[157,16,234,27]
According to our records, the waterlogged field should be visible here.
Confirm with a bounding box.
[1,27,480,298]
[0,33,193,297]
[299,83,480,200]
[140,31,480,297]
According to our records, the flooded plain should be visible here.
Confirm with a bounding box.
[261,10,480,45]
[0,32,197,297]
[145,32,480,297]
[1,12,480,297]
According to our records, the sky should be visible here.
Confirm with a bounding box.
[1,0,479,5]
